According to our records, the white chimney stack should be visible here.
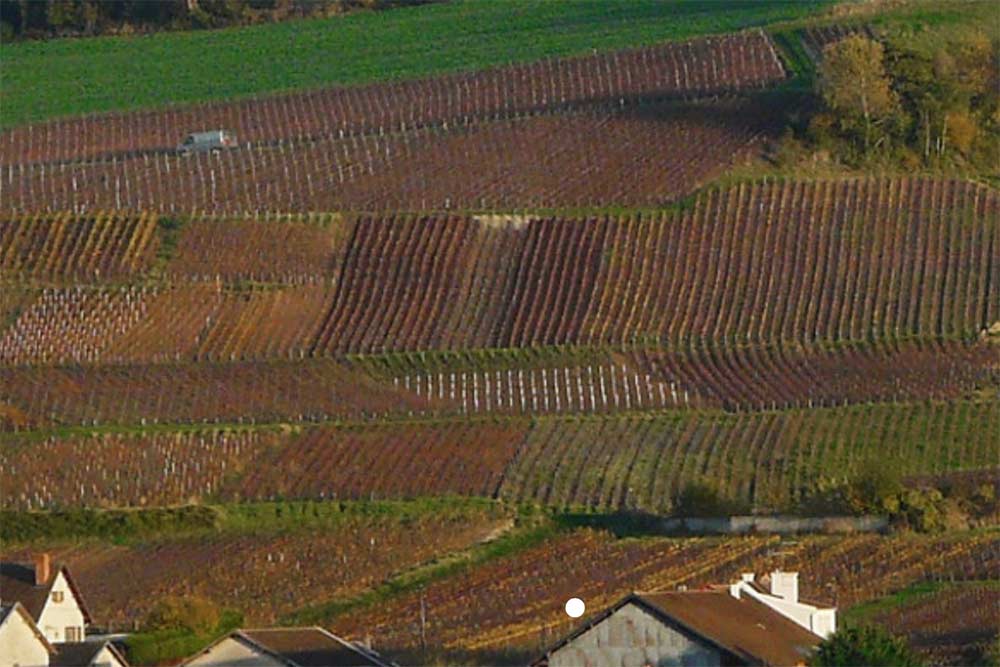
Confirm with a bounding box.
[770,570,799,603]
[741,573,755,583]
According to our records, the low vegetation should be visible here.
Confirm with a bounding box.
[0,0,831,126]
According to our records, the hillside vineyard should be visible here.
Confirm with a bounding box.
[4,177,996,355]
[4,401,995,512]
[3,4,1000,663]
[3,99,779,212]
[1,30,784,164]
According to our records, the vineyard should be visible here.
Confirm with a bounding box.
[0,211,159,282]
[4,177,994,361]
[4,399,995,511]
[326,528,1000,654]
[312,177,999,352]
[0,509,505,628]
[2,99,778,214]
[867,583,1000,666]
[2,8,999,663]
[0,359,430,427]
[0,30,785,165]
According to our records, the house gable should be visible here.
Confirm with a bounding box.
[37,569,87,643]
[0,602,53,667]
[183,636,287,667]
[546,600,729,667]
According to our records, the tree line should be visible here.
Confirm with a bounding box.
[798,29,999,173]
[0,0,433,41]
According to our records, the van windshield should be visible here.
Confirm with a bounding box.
[183,137,194,145]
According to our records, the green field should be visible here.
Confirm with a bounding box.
[0,0,831,127]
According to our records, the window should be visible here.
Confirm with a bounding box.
[51,590,64,603]
[66,626,82,641]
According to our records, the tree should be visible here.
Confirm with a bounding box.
[144,594,221,635]
[811,626,925,667]
[818,35,898,154]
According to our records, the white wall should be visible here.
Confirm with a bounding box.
[0,609,50,667]
[36,572,85,644]
[184,638,284,667]
[737,583,836,639]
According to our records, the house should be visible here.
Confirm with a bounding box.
[180,627,396,667]
[50,641,129,667]
[0,554,91,645]
[0,602,53,667]
[534,572,835,667]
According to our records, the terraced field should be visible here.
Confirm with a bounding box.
[327,529,1000,654]
[5,399,995,511]
[1,506,507,629]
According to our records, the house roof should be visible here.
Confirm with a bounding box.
[639,590,822,665]
[185,627,394,667]
[0,601,55,654]
[238,628,393,667]
[535,590,822,667]
[0,561,93,624]
[52,640,130,667]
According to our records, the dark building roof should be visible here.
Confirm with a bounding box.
[535,590,822,667]
[186,627,394,667]
[52,641,129,667]
[0,561,93,623]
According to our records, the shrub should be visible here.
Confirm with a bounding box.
[672,480,749,517]
[144,595,221,635]
[811,626,925,667]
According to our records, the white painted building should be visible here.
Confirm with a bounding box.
[729,571,837,639]
[0,555,90,645]
[0,602,53,667]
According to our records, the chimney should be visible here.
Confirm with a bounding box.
[34,553,51,587]
[741,572,755,583]
[770,570,799,603]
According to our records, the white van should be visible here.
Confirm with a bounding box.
[177,130,237,154]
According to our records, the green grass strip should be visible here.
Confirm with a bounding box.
[1,0,831,127]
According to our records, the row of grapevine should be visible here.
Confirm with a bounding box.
[0,284,335,365]
[1,334,991,420]
[163,214,350,282]
[629,338,997,411]
[1,511,503,629]
[2,99,776,214]
[0,286,150,365]
[0,359,430,428]
[497,400,1000,512]
[873,583,999,666]
[0,30,785,164]
[237,421,530,503]
[0,429,278,510]
[393,364,703,414]
[5,400,994,510]
[0,211,158,281]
